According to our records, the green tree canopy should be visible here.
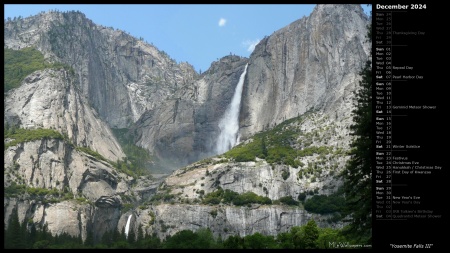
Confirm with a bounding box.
[341,11,372,244]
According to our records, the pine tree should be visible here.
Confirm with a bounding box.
[136,224,144,247]
[101,230,113,247]
[342,9,372,244]
[290,226,303,249]
[28,223,37,248]
[302,219,319,249]
[20,218,32,248]
[84,229,94,247]
[261,137,268,158]
[5,207,24,248]
[120,226,127,242]
[112,227,122,243]
[4,221,7,248]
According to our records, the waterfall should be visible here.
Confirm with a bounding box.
[125,214,132,238]
[215,63,248,154]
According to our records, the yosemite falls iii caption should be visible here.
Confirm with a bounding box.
[215,63,248,154]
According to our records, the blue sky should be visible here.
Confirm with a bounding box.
[4,4,371,73]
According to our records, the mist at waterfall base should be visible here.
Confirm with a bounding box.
[215,63,248,155]
[125,214,132,238]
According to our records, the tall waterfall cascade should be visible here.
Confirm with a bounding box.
[215,63,248,154]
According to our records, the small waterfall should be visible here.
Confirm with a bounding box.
[125,214,132,238]
[215,63,248,154]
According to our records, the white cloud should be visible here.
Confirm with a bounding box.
[242,39,261,52]
[218,18,227,27]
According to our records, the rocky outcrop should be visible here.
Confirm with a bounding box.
[3,136,130,241]
[131,204,339,240]
[132,55,248,168]
[3,138,130,200]
[165,160,341,201]
[3,137,165,242]
[4,68,125,161]
[134,110,352,239]
[3,197,127,243]
[95,196,122,208]
[239,4,370,139]
[4,11,198,128]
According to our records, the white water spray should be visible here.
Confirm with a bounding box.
[215,63,248,154]
[125,214,132,238]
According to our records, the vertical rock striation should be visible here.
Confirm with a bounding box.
[239,4,370,139]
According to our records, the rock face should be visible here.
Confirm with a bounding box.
[3,137,135,241]
[137,109,351,239]
[239,4,370,139]
[130,204,337,240]
[4,10,198,129]
[4,197,126,243]
[4,4,371,244]
[4,68,125,161]
[4,5,369,168]
[132,55,248,168]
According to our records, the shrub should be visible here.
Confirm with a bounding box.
[304,193,345,214]
[203,188,271,206]
[232,192,272,206]
[278,196,299,206]
[121,203,133,213]
[209,209,218,218]
[4,127,64,150]
[4,182,27,197]
[297,193,307,202]
[281,170,290,180]
[4,47,74,92]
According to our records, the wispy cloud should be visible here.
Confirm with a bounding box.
[218,18,227,27]
[242,39,261,52]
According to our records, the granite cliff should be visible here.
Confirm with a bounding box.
[4,4,370,243]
